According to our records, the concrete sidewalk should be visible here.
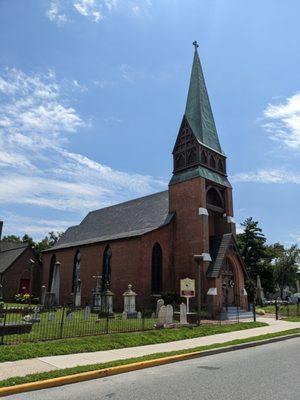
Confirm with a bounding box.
[0,318,299,381]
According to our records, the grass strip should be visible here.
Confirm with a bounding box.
[0,321,265,363]
[0,328,299,389]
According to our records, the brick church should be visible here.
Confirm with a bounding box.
[43,42,248,313]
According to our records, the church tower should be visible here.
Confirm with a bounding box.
[169,42,247,312]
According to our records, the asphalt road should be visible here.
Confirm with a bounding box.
[6,338,300,400]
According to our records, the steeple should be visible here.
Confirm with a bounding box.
[185,41,224,155]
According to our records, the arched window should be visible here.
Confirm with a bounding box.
[48,254,56,291]
[206,187,224,208]
[209,155,216,169]
[151,243,163,294]
[102,246,112,290]
[201,151,208,164]
[72,250,81,292]
[217,159,224,172]
[187,148,197,164]
[175,153,185,169]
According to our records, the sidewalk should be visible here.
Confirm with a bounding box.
[0,318,299,381]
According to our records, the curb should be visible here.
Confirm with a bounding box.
[0,333,299,397]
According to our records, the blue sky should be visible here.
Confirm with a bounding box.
[0,0,300,245]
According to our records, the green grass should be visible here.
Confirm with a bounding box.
[285,316,300,322]
[261,304,299,316]
[1,307,156,344]
[0,321,266,362]
[0,328,298,389]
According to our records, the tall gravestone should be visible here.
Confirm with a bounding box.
[157,305,167,326]
[50,261,60,306]
[165,304,174,325]
[180,303,187,325]
[156,299,164,317]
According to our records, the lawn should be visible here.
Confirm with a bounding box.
[0,327,298,390]
[1,306,156,344]
[0,321,266,362]
[260,304,299,318]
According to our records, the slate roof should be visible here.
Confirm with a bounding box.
[0,242,28,274]
[169,165,231,187]
[49,191,174,251]
[185,45,224,155]
[207,234,248,278]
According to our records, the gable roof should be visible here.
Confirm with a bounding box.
[185,44,224,155]
[48,191,174,251]
[0,242,28,274]
[207,233,248,278]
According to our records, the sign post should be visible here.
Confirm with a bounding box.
[180,278,195,313]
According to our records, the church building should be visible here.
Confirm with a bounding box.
[43,43,248,314]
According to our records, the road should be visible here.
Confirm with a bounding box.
[6,338,300,400]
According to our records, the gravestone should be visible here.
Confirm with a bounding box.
[157,305,167,325]
[48,312,55,321]
[32,306,40,323]
[156,299,164,317]
[83,306,91,321]
[122,311,127,320]
[165,304,174,325]
[180,303,187,325]
[151,312,156,319]
[40,286,46,306]
[50,261,60,305]
[137,311,142,319]
[67,312,73,321]
[123,284,137,317]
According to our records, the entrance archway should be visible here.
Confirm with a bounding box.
[221,259,236,308]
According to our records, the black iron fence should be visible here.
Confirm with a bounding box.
[273,301,300,320]
[0,301,256,345]
[0,306,155,345]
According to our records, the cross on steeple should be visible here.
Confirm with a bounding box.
[192,40,199,50]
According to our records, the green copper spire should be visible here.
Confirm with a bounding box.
[185,41,224,155]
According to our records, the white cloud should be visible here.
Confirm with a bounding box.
[231,169,300,184]
[46,0,152,24]
[263,93,300,150]
[0,67,165,235]
[46,1,68,24]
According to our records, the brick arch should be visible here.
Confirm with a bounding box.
[206,186,224,209]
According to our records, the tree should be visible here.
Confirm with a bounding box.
[237,217,269,288]
[1,235,22,243]
[273,244,299,299]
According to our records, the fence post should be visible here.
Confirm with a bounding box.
[297,300,300,316]
[253,302,256,322]
[0,307,7,345]
[142,311,145,331]
[59,306,65,339]
[275,300,279,320]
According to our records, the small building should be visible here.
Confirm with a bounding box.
[0,223,41,301]
[43,43,249,313]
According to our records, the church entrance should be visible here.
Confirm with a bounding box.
[221,262,236,308]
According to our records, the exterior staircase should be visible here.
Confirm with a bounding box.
[218,306,254,321]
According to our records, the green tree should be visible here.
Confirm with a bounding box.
[273,244,299,299]
[1,235,22,243]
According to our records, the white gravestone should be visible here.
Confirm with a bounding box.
[137,311,142,319]
[165,304,174,325]
[157,305,167,325]
[122,311,127,320]
[48,312,55,321]
[123,284,137,315]
[156,299,164,317]
[180,303,187,325]
[67,312,73,321]
[83,306,91,321]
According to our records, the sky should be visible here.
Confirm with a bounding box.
[0,0,300,246]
